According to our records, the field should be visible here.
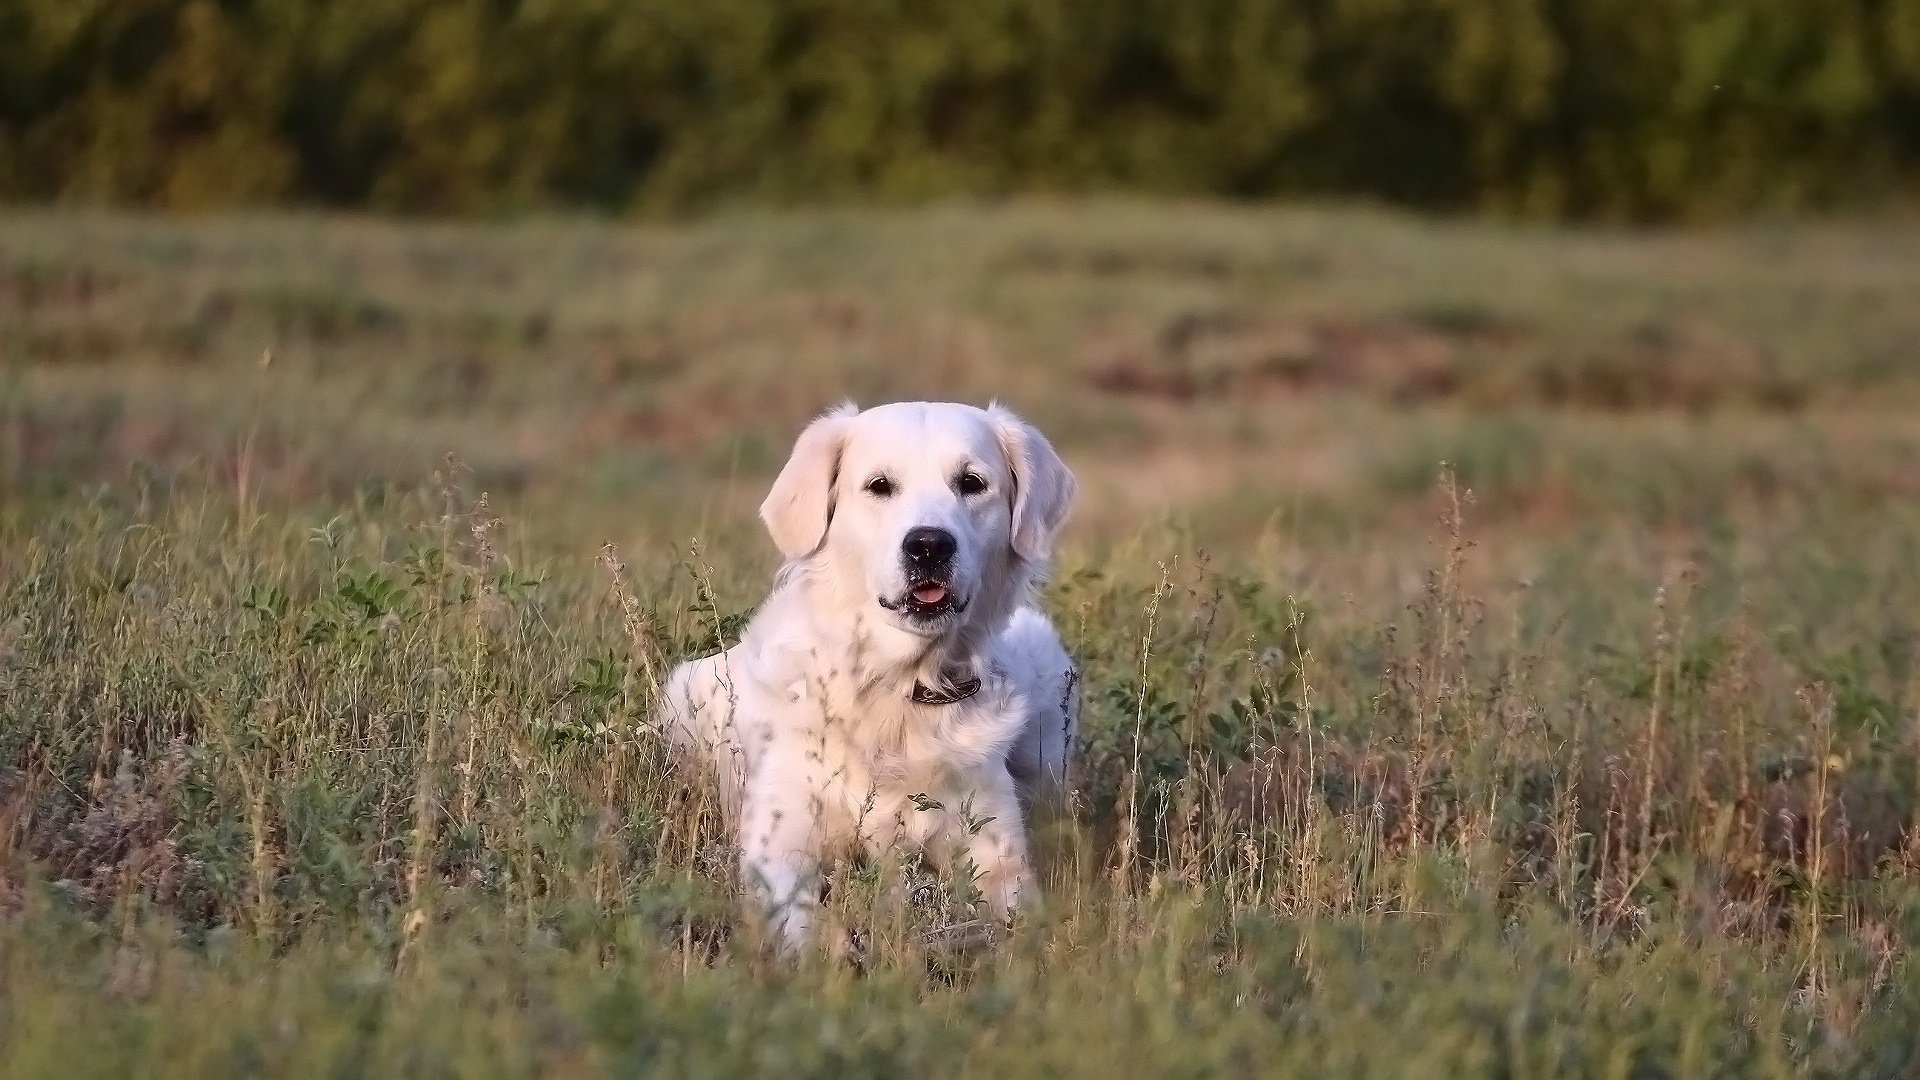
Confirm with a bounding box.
[5,201,1920,1077]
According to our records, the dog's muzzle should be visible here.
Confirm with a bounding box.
[882,526,964,620]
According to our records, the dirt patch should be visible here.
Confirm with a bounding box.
[1536,316,1810,412]
[1002,240,1248,282]
[1085,308,1809,412]
[0,262,123,313]
[1085,309,1508,405]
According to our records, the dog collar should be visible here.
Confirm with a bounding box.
[912,668,982,706]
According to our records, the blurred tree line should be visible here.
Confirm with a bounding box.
[2,0,1918,220]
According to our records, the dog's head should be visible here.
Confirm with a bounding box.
[760,401,1075,639]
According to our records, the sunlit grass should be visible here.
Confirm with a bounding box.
[4,204,1920,1077]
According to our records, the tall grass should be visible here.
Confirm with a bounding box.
[6,205,1920,1077]
[4,465,1918,1077]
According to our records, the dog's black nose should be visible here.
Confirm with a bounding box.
[902,526,957,567]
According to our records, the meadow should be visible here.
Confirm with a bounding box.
[4,201,1920,1077]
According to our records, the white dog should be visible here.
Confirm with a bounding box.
[658,400,1080,953]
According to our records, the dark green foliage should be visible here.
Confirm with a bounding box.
[5,0,1920,219]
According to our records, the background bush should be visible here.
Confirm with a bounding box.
[4,0,1920,220]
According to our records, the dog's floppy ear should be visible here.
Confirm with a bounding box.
[988,402,1076,562]
[760,401,859,559]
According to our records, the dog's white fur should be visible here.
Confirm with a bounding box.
[657,401,1079,952]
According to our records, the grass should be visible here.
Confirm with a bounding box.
[5,200,1920,1077]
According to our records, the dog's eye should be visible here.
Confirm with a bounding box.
[956,471,988,496]
[864,476,895,498]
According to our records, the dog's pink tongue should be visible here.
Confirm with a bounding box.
[912,583,948,605]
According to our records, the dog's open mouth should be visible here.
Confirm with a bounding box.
[881,579,965,620]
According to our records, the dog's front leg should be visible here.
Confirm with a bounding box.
[953,765,1035,925]
[738,775,828,955]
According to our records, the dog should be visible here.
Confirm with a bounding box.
[657,400,1080,953]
